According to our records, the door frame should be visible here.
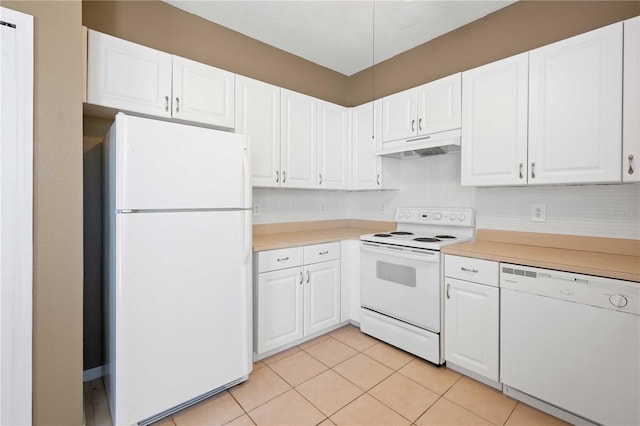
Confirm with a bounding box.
[0,7,33,426]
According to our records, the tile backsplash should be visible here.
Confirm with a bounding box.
[253,152,640,240]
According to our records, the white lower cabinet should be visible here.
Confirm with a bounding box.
[256,243,340,356]
[444,255,500,385]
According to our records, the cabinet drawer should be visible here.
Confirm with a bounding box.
[445,255,499,287]
[304,242,340,264]
[258,247,303,273]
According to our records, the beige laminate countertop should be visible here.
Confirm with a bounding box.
[253,219,395,252]
[443,229,640,282]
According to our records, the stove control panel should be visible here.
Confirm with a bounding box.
[395,208,474,227]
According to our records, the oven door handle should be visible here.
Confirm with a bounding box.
[361,243,440,262]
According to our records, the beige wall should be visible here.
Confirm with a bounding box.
[3,1,84,424]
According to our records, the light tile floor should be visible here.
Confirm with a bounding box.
[84,325,570,426]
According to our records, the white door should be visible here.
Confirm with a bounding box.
[235,76,281,187]
[623,16,640,183]
[172,56,235,128]
[304,260,341,336]
[417,73,461,136]
[461,53,529,186]
[381,87,417,142]
[115,210,251,425]
[317,101,348,189]
[257,267,304,354]
[0,8,33,426]
[87,30,172,117]
[351,101,382,190]
[281,89,317,188]
[444,278,499,382]
[528,22,623,184]
[113,114,249,210]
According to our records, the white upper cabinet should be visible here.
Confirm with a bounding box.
[317,100,349,189]
[528,22,623,184]
[88,30,234,128]
[623,16,640,183]
[172,56,235,128]
[235,76,281,188]
[281,89,318,189]
[351,101,383,190]
[461,53,529,186]
[88,30,172,117]
[381,73,461,143]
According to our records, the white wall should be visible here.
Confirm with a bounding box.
[253,151,640,240]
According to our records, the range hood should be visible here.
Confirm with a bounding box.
[377,128,461,159]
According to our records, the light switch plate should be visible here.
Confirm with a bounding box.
[253,204,261,216]
[531,204,546,222]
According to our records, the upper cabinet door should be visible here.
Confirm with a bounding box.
[461,53,529,186]
[417,73,461,135]
[528,22,623,184]
[351,101,382,190]
[235,76,281,188]
[623,16,640,183]
[317,101,348,189]
[281,89,317,189]
[172,56,235,128]
[87,30,172,117]
[381,87,417,142]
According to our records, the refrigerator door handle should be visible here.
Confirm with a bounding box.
[242,211,252,264]
[242,147,251,208]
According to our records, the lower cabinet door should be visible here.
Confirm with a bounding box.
[304,260,341,336]
[257,266,304,354]
[444,277,499,381]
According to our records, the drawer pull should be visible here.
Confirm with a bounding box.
[319,250,329,255]
[461,267,479,273]
[446,283,451,299]
[277,257,289,262]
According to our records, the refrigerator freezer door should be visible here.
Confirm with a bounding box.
[114,114,250,210]
[111,210,251,425]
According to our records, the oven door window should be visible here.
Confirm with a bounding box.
[376,261,416,287]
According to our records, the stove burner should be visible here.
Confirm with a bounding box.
[374,233,393,237]
[413,237,441,243]
[435,235,457,239]
[390,231,414,235]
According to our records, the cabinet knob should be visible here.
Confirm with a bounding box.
[531,162,536,179]
[282,171,287,183]
[376,174,381,186]
[306,270,310,283]
[164,96,169,112]
[519,163,523,179]
[275,170,280,183]
[418,118,423,131]
[299,271,303,285]
[411,119,415,132]
[319,173,323,185]
[175,97,180,113]
[629,154,635,175]
[446,283,451,299]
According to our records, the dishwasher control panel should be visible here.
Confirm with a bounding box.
[499,263,640,315]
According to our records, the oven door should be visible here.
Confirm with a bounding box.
[360,241,441,331]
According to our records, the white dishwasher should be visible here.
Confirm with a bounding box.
[500,264,639,426]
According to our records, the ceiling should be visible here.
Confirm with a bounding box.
[164,1,516,76]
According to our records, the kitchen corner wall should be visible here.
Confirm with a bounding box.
[255,153,640,240]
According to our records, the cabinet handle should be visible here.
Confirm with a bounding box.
[275,170,280,183]
[175,97,180,113]
[531,162,536,179]
[299,271,303,285]
[418,118,423,131]
[319,173,323,185]
[629,154,635,175]
[376,174,381,186]
[461,267,479,273]
[319,250,329,255]
[282,171,286,183]
[446,283,451,299]
[306,270,310,283]
[519,163,523,179]
[164,96,169,112]
[277,257,289,262]
[411,119,415,132]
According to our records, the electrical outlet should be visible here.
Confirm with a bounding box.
[320,204,325,213]
[531,204,546,222]
[253,203,261,217]
[380,204,385,213]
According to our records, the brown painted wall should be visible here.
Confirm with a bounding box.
[82,0,351,106]
[349,1,640,105]
[3,1,84,425]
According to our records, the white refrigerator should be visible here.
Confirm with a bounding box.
[103,113,252,425]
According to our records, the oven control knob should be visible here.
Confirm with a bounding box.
[449,213,457,221]
[458,213,466,221]
[434,213,442,220]
[609,294,628,308]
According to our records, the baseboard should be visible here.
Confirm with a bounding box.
[83,365,105,382]
[445,362,502,390]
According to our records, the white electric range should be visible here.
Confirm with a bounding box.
[359,207,475,365]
